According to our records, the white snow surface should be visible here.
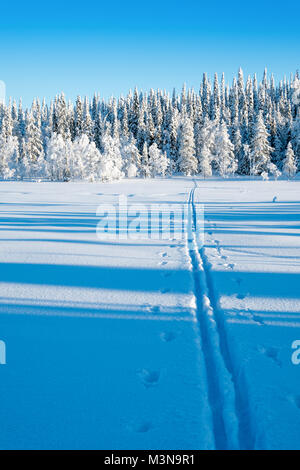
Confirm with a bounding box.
[0,177,299,449]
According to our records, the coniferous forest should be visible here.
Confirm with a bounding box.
[0,68,300,182]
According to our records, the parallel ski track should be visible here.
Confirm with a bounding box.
[186,182,243,450]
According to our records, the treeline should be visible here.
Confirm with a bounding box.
[0,68,299,181]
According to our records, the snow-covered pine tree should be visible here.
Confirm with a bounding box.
[53,93,69,139]
[23,110,45,178]
[77,134,101,181]
[198,143,212,178]
[291,117,300,171]
[140,141,151,178]
[0,69,299,180]
[214,121,237,177]
[282,142,297,178]
[177,116,197,175]
[148,143,168,177]
[121,137,141,178]
[99,128,124,181]
[250,111,275,175]
[82,97,93,139]
[74,96,84,138]
[0,134,18,179]
[231,118,244,173]
[46,133,71,181]
[195,116,215,174]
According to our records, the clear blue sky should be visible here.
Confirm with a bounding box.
[1,0,299,107]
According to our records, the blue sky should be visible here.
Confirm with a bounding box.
[1,0,299,106]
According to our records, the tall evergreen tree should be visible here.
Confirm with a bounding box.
[250,111,274,175]
[177,116,197,175]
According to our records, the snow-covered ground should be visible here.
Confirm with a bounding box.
[0,177,299,449]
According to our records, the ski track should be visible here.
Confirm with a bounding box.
[185,181,250,450]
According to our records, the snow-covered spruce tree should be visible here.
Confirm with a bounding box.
[0,134,18,179]
[93,110,103,151]
[250,111,275,175]
[6,136,20,179]
[82,97,93,139]
[46,133,71,181]
[74,96,84,138]
[198,143,212,178]
[195,116,214,172]
[121,137,141,178]
[177,116,197,175]
[168,107,180,172]
[53,93,70,140]
[231,118,244,173]
[1,69,300,180]
[98,129,124,181]
[1,104,13,140]
[291,117,300,171]
[148,143,168,177]
[214,121,237,177]
[70,134,101,181]
[23,110,45,179]
[241,143,252,175]
[282,142,297,178]
[140,141,151,178]
[76,135,101,181]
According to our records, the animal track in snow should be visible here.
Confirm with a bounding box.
[137,369,160,387]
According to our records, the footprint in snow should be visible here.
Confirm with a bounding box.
[137,369,160,387]
[252,314,265,326]
[144,304,161,313]
[135,421,153,433]
[236,293,246,300]
[151,306,160,313]
[259,345,282,367]
[160,331,176,342]
[288,395,300,410]
[163,271,172,278]
[159,261,168,266]
[161,287,170,294]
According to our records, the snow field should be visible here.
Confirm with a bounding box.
[0,177,299,449]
